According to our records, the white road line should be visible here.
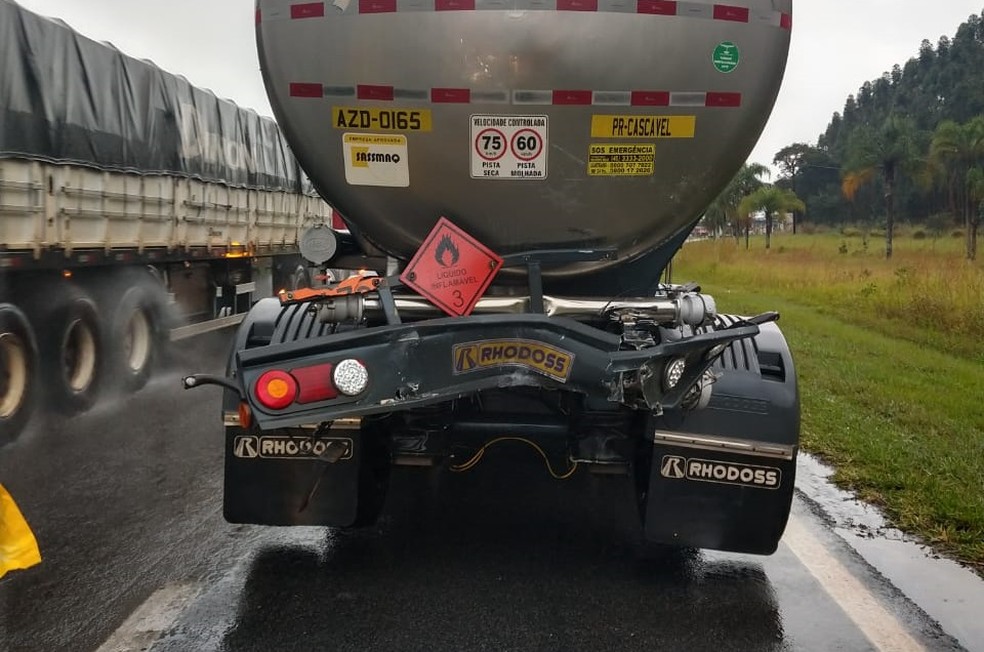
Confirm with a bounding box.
[783,513,925,652]
[95,582,201,652]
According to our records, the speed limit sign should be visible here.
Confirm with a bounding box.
[470,115,548,180]
[511,129,543,161]
[475,128,506,161]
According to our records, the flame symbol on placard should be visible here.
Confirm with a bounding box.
[435,234,460,268]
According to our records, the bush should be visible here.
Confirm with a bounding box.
[913,230,927,240]
[800,223,818,235]
[952,229,966,238]
[926,213,951,238]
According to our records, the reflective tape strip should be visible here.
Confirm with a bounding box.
[267,0,790,26]
[712,3,748,22]
[323,86,357,97]
[290,83,742,107]
[705,91,742,107]
[290,2,326,18]
[593,91,633,106]
[431,88,472,103]
[436,0,475,8]
[557,0,598,10]
[289,82,324,97]
[394,87,429,100]
[668,92,707,107]
[553,90,593,105]
[631,91,671,106]
[512,90,554,105]
[357,84,395,101]
[637,0,677,15]
[360,0,396,12]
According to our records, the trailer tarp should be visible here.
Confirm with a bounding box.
[0,0,315,194]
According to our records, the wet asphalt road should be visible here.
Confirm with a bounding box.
[0,331,972,651]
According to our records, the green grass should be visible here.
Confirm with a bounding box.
[675,235,984,568]
[680,233,984,362]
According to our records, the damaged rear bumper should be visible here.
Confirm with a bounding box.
[235,312,760,429]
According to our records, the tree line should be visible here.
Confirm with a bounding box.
[706,9,984,260]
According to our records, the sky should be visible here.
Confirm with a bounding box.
[12,0,984,173]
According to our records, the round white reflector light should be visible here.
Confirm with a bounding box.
[663,357,687,390]
[333,359,369,396]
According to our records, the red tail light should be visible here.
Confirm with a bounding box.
[254,370,298,410]
[254,364,341,410]
[292,363,338,403]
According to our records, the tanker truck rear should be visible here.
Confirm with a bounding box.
[191,0,799,553]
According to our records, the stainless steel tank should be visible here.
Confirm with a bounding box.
[256,0,792,278]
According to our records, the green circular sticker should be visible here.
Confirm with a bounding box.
[713,42,740,74]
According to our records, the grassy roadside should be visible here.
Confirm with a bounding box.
[675,236,984,568]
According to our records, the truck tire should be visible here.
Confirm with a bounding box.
[273,259,311,294]
[0,305,39,445]
[288,264,310,291]
[108,283,168,392]
[35,292,103,416]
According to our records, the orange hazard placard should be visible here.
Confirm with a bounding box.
[400,217,503,317]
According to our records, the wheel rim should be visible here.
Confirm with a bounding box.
[63,318,98,393]
[291,267,308,290]
[122,309,152,374]
[0,332,29,419]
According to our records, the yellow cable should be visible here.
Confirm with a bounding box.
[450,436,578,480]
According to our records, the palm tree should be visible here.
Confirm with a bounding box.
[930,116,984,260]
[706,163,770,241]
[967,166,984,261]
[738,186,806,249]
[842,114,925,259]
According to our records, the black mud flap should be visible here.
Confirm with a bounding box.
[641,322,799,555]
[642,446,796,555]
[223,428,365,526]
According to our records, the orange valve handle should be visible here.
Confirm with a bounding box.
[279,273,381,305]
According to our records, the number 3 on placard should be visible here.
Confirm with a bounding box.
[452,290,464,308]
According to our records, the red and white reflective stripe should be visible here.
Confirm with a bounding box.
[275,1,790,29]
[290,83,741,108]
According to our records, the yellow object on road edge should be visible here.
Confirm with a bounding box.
[0,484,41,579]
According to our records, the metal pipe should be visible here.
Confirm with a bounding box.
[362,295,529,318]
[359,293,716,325]
[451,417,570,437]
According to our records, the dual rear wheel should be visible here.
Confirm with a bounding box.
[39,292,102,415]
[0,278,168,444]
